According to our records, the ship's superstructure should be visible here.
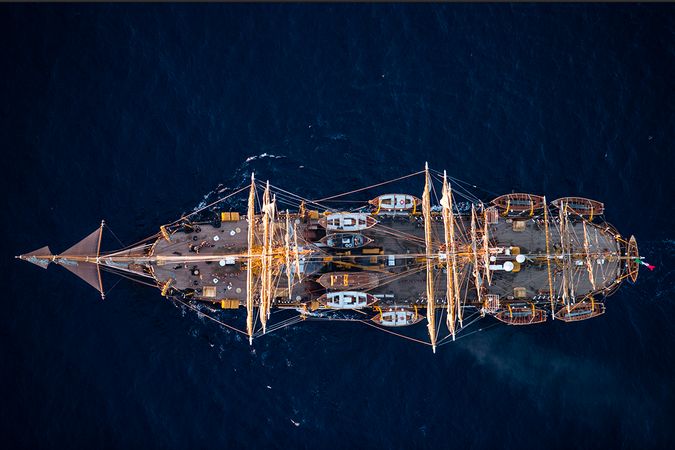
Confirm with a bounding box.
[17,165,645,351]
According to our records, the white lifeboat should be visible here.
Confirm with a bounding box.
[318,213,378,231]
[371,307,423,327]
[318,291,377,309]
[369,193,421,212]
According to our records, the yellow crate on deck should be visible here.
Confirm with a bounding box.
[221,212,240,222]
[220,299,240,309]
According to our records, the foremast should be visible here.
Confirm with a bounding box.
[246,174,256,344]
[441,171,457,340]
[259,181,274,334]
[422,163,437,352]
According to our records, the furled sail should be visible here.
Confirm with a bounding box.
[246,174,256,344]
[423,163,437,352]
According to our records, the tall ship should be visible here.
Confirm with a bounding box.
[17,165,648,352]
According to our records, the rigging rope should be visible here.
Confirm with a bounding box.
[312,170,425,203]
[173,297,249,336]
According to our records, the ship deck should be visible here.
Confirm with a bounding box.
[149,211,623,310]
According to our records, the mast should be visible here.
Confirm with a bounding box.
[259,182,271,333]
[582,220,596,291]
[423,163,437,352]
[470,205,483,313]
[293,223,301,282]
[441,171,456,339]
[563,202,577,304]
[267,194,276,318]
[246,173,256,344]
[482,208,492,286]
[543,198,556,318]
[96,220,105,299]
[285,210,292,299]
[567,215,577,305]
[558,202,570,309]
[447,178,462,328]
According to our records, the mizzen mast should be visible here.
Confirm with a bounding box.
[558,200,578,309]
[563,201,577,304]
[543,198,556,318]
[582,220,596,291]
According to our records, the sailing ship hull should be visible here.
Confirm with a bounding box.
[16,165,639,351]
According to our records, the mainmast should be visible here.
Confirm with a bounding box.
[293,223,301,282]
[285,210,292,300]
[470,205,483,313]
[482,209,492,286]
[423,163,437,352]
[246,173,256,344]
[441,171,456,340]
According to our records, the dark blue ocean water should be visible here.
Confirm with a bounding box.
[2,4,674,449]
